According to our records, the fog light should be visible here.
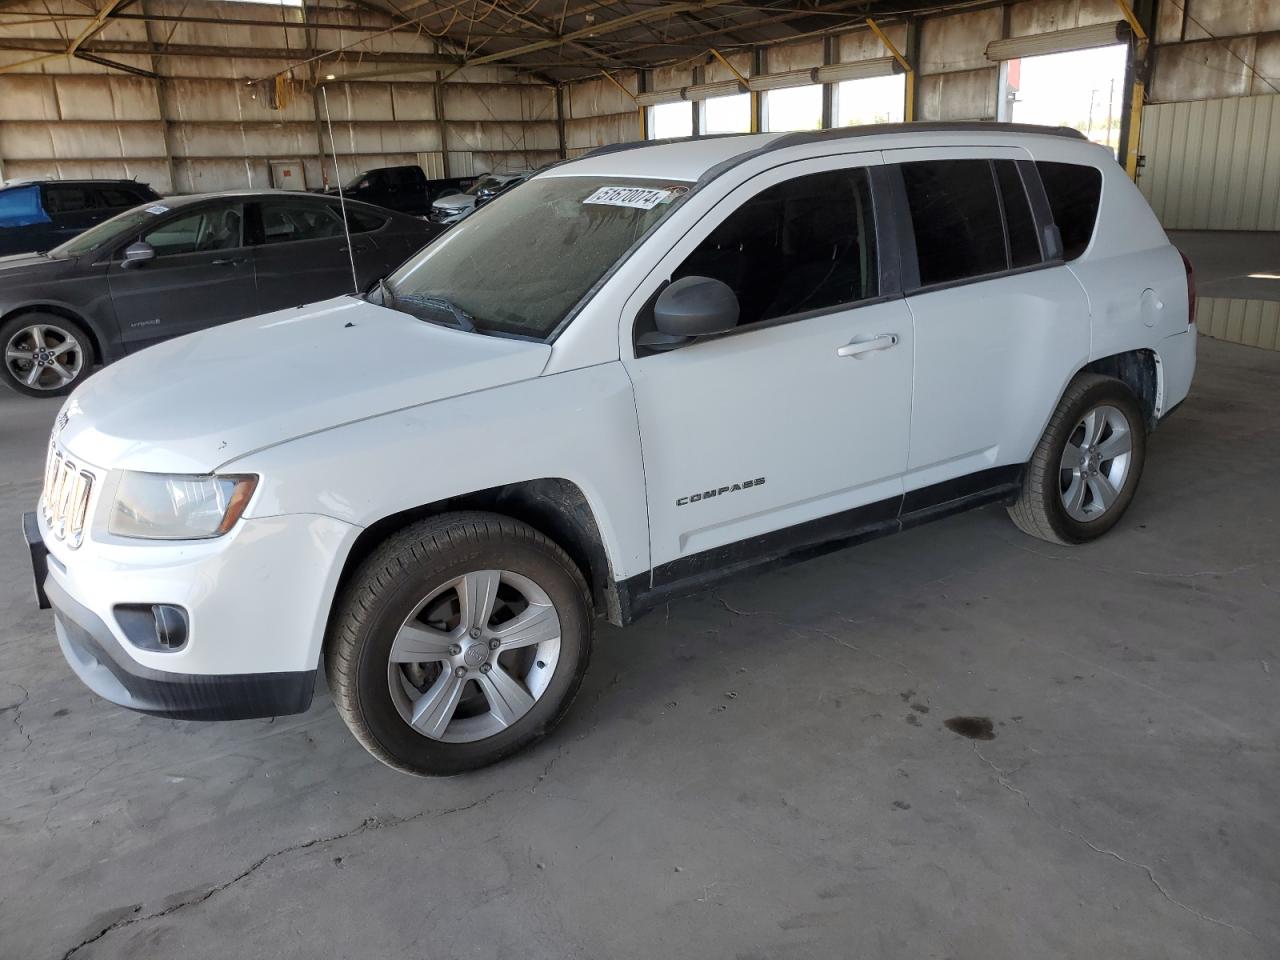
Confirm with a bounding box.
[114,603,189,652]
[153,604,188,649]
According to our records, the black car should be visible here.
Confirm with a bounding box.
[0,179,161,257]
[324,165,477,216]
[0,190,442,397]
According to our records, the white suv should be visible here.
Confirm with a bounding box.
[26,123,1196,776]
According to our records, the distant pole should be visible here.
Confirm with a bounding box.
[1105,77,1116,149]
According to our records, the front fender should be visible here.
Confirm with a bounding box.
[225,361,651,583]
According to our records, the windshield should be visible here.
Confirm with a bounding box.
[386,175,690,339]
[48,204,165,258]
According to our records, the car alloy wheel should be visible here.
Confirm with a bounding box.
[386,569,562,743]
[1058,403,1133,522]
[4,322,85,392]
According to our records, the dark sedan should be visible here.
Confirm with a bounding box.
[0,190,443,396]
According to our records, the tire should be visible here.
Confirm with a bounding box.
[0,312,96,398]
[1008,373,1147,545]
[326,512,593,777]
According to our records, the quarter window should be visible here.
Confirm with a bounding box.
[673,167,879,328]
[1036,160,1102,261]
[143,205,244,256]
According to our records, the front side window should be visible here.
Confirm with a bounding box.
[143,205,244,256]
[900,159,1011,287]
[387,175,689,339]
[1037,161,1102,261]
[257,200,345,244]
[673,167,878,328]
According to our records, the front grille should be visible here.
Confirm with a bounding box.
[41,443,94,548]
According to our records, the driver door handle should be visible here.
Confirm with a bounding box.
[837,333,899,358]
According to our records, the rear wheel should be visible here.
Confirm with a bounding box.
[1008,374,1147,544]
[326,512,592,776]
[1,313,95,398]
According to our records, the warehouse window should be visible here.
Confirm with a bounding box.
[999,44,1126,155]
[834,74,905,127]
[900,160,1008,287]
[649,102,692,139]
[764,85,822,132]
[672,167,878,327]
[1036,161,1103,260]
[701,93,751,134]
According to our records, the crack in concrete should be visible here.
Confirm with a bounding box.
[1,682,31,751]
[970,744,1252,938]
[58,788,506,960]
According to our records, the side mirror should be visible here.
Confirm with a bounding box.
[122,241,155,268]
[639,275,739,351]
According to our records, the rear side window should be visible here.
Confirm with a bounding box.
[258,200,346,244]
[901,160,1007,286]
[672,167,879,327]
[1036,161,1102,261]
[43,186,92,214]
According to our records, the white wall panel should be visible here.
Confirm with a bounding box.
[1138,94,1280,230]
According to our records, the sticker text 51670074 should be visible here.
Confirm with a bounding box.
[583,186,675,210]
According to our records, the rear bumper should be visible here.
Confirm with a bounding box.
[45,574,315,720]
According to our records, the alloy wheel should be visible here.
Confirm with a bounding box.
[1059,403,1133,522]
[386,569,562,743]
[4,323,84,392]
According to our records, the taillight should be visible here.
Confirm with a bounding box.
[1179,249,1196,326]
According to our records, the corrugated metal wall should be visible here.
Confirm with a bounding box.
[1137,94,1280,231]
[0,0,561,193]
[1197,297,1280,351]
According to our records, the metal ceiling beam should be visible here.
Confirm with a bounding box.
[0,35,463,64]
[461,1,710,68]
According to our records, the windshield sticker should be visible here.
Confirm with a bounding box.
[145,204,169,215]
[583,186,674,210]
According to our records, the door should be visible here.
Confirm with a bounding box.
[107,201,257,350]
[249,198,375,309]
[621,155,915,580]
[889,149,1092,495]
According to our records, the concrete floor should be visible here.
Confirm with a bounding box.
[2,336,1277,960]
[1170,230,1280,302]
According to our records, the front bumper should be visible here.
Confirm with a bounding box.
[26,505,359,720]
[46,573,315,720]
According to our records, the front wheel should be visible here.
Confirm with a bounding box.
[326,512,593,777]
[1008,374,1147,545]
[1,313,96,398]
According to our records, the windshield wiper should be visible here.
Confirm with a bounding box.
[394,293,477,333]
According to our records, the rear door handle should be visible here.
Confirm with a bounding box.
[837,333,899,358]
[212,257,246,266]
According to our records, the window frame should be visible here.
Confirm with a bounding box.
[628,153,902,359]
[884,147,1063,296]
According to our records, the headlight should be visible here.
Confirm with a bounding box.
[108,473,258,540]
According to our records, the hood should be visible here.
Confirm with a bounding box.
[57,297,551,473]
[0,251,65,280]
[433,195,476,213]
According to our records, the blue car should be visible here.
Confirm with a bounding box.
[0,179,161,257]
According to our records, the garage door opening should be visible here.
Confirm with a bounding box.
[649,101,693,139]
[701,93,752,134]
[998,43,1127,155]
